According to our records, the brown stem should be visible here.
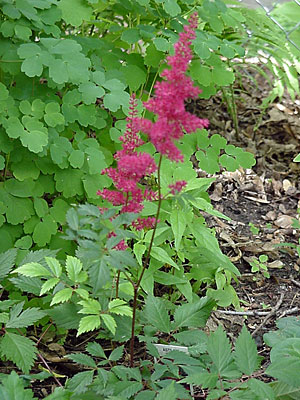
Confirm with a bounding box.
[130,154,163,367]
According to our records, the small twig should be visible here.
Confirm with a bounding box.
[278,306,299,319]
[251,292,285,337]
[290,277,300,288]
[37,353,63,387]
[214,309,270,317]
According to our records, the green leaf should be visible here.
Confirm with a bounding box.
[58,0,93,27]
[207,326,233,375]
[100,314,117,335]
[109,345,124,361]
[0,332,37,374]
[6,306,45,329]
[144,295,171,333]
[15,262,52,277]
[293,153,300,162]
[20,129,48,153]
[66,370,94,394]
[54,169,84,197]
[266,338,300,387]
[32,214,57,247]
[33,198,48,218]
[0,248,17,280]
[234,325,259,375]
[86,342,106,359]
[47,303,81,329]
[248,378,275,400]
[121,28,140,44]
[0,371,35,400]
[78,82,105,105]
[77,315,101,336]
[174,297,214,329]
[156,381,176,399]
[108,299,132,317]
[145,43,164,67]
[45,257,62,277]
[50,288,73,306]
[151,247,179,269]
[123,64,146,91]
[40,278,60,296]
[67,353,96,368]
[170,208,187,251]
[66,256,87,283]
[163,0,181,17]
[153,37,170,52]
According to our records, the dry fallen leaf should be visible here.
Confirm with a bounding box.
[274,215,294,229]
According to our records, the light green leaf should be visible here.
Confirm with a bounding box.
[58,0,93,27]
[33,198,48,218]
[20,129,48,153]
[45,257,62,277]
[32,214,57,247]
[144,295,171,333]
[77,315,101,336]
[234,325,259,375]
[40,278,60,296]
[66,256,83,282]
[78,298,101,315]
[100,314,117,335]
[50,288,73,306]
[163,0,181,16]
[151,247,179,269]
[0,332,37,374]
[133,243,146,266]
[15,262,52,278]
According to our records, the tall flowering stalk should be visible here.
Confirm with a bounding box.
[97,12,209,366]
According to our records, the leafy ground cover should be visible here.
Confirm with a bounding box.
[1,0,300,398]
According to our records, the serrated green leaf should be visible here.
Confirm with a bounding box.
[6,306,45,329]
[101,314,117,335]
[248,378,275,400]
[156,381,176,399]
[0,370,35,400]
[0,248,17,280]
[15,262,52,277]
[66,256,83,282]
[40,277,60,296]
[67,353,96,368]
[45,257,62,277]
[109,345,124,361]
[0,332,37,374]
[66,370,94,394]
[207,326,233,375]
[144,295,171,333]
[86,341,106,359]
[108,299,132,317]
[77,315,101,336]
[234,326,260,375]
[50,288,73,306]
[174,297,214,329]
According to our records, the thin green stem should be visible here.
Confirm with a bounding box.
[130,154,163,367]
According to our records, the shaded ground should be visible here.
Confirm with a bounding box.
[191,63,300,361]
